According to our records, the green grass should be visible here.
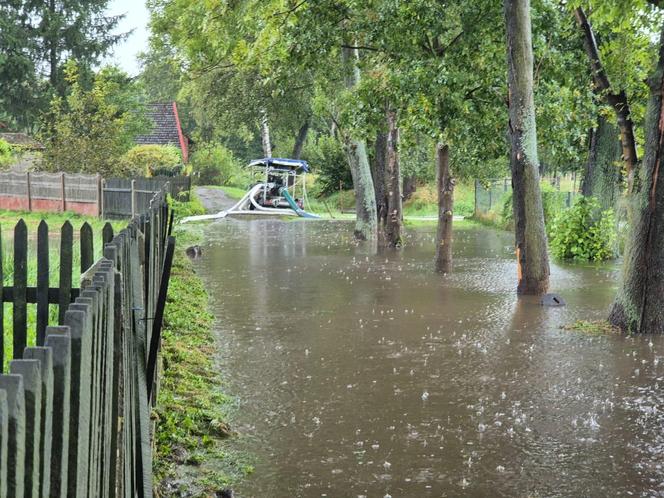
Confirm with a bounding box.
[1,210,125,370]
[153,202,252,496]
[560,320,620,336]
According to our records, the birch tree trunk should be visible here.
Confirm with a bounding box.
[260,109,272,158]
[505,0,550,295]
[609,24,664,334]
[341,46,378,240]
[435,144,454,273]
[384,109,403,247]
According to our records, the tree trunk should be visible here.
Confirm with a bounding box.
[403,175,417,201]
[609,25,664,334]
[374,130,388,234]
[341,46,378,240]
[581,115,622,210]
[574,7,638,192]
[260,109,272,158]
[384,109,403,248]
[505,0,550,295]
[49,0,58,87]
[435,144,454,272]
[292,116,310,159]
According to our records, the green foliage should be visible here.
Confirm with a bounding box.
[168,191,206,219]
[154,234,251,493]
[190,143,249,187]
[549,196,616,261]
[39,63,148,175]
[121,144,183,177]
[0,139,13,168]
[302,134,351,196]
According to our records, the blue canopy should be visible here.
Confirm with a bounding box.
[247,157,310,173]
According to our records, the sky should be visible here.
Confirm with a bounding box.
[102,0,151,76]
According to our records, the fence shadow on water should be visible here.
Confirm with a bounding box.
[0,186,175,497]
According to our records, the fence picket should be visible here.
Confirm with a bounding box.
[81,222,94,274]
[37,220,50,345]
[0,185,172,496]
[58,221,73,325]
[0,224,4,370]
[13,219,28,360]
[102,222,114,245]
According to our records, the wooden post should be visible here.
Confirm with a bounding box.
[60,173,66,212]
[131,179,136,218]
[100,179,105,219]
[26,172,32,212]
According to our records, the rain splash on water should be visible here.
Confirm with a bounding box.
[195,219,664,497]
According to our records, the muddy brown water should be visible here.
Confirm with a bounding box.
[195,219,664,497]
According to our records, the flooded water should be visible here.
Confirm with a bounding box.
[196,220,664,497]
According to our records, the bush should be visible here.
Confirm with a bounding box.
[190,143,249,187]
[549,196,616,261]
[121,144,183,177]
[0,139,13,169]
[302,135,351,196]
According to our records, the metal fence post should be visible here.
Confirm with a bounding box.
[60,173,66,212]
[131,179,136,218]
[26,172,32,212]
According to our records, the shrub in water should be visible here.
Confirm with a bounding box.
[549,196,616,261]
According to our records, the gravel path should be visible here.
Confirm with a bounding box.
[195,187,235,213]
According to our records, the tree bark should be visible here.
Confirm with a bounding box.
[260,108,272,158]
[574,7,638,191]
[341,46,378,240]
[403,175,417,201]
[581,115,622,210]
[374,130,388,234]
[384,109,403,247]
[609,24,664,334]
[292,116,310,159]
[505,0,550,295]
[48,0,58,87]
[435,144,454,272]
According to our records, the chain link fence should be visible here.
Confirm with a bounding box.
[474,179,579,216]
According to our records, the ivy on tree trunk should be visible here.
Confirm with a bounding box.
[505,0,550,295]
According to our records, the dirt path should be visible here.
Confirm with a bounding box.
[195,187,235,213]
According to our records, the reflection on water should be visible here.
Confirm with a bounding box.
[196,219,664,497]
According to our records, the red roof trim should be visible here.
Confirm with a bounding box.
[172,102,188,163]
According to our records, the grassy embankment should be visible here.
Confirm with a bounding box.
[209,181,477,222]
[154,192,252,496]
[0,209,124,369]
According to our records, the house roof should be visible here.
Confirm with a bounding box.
[0,133,44,150]
[135,102,189,162]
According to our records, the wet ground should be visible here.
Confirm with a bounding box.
[194,219,664,497]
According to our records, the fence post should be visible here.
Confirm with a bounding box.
[26,171,32,212]
[9,358,42,498]
[100,179,106,219]
[60,173,66,212]
[96,174,102,218]
[0,374,26,497]
[131,179,136,218]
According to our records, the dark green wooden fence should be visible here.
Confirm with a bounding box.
[0,220,115,370]
[0,186,174,497]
